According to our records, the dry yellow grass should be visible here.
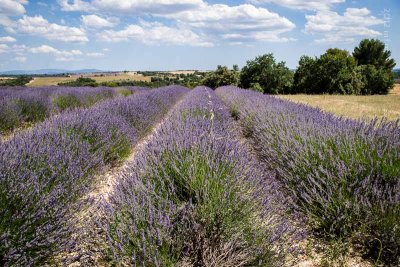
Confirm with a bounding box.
[28,73,150,87]
[280,84,400,121]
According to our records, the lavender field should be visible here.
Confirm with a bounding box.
[0,85,399,266]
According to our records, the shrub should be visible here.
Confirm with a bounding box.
[58,77,98,87]
[0,86,188,265]
[104,87,296,266]
[52,94,82,110]
[216,86,400,265]
[117,87,133,97]
[0,76,33,86]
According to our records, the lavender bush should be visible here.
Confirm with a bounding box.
[0,86,187,266]
[216,86,400,265]
[104,86,296,266]
[0,86,142,136]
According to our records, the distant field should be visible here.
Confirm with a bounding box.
[280,84,400,121]
[27,73,150,86]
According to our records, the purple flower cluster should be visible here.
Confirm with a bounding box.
[104,86,296,266]
[216,86,400,264]
[0,86,144,136]
[0,86,187,266]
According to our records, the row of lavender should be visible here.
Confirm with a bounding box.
[0,86,187,266]
[0,86,143,135]
[101,87,298,266]
[216,86,400,264]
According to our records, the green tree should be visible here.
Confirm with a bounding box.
[239,53,293,94]
[358,64,395,94]
[353,39,396,72]
[318,48,363,94]
[353,39,396,94]
[202,65,239,89]
[293,56,319,94]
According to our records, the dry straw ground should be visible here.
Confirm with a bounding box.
[27,73,150,86]
[280,84,400,121]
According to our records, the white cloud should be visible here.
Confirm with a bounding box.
[59,0,295,45]
[58,0,96,11]
[15,15,88,42]
[0,0,27,16]
[0,36,16,42]
[99,22,213,47]
[170,4,295,43]
[15,56,26,62]
[59,0,203,14]
[86,52,104,57]
[0,0,27,30]
[249,0,344,11]
[30,44,83,61]
[55,56,76,61]
[305,8,384,43]
[0,43,8,53]
[81,14,119,28]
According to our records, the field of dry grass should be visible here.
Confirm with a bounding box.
[280,84,400,121]
[28,73,150,86]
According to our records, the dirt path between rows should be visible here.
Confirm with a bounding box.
[58,98,184,267]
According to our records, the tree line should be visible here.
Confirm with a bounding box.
[202,39,397,95]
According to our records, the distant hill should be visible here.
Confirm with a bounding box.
[0,69,103,75]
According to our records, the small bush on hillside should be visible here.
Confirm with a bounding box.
[53,94,81,111]
[58,77,98,87]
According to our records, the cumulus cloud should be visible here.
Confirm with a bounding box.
[59,0,203,14]
[15,56,26,62]
[15,15,88,42]
[98,21,213,47]
[0,36,16,42]
[169,4,296,43]
[59,0,296,45]
[0,0,27,16]
[86,52,104,57]
[0,0,28,29]
[30,44,83,61]
[0,43,8,53]
[81,14,119,28]
[249,0,344,11]
[305,8,384,43]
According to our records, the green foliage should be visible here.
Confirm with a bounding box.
[15,99,48,123]
[240,53,293,94]
[292,40,396,95]
[0,102,20,133]
[293,56,319,94]
[58,77,98,87]
[318,48,363,94]
[0,76,33,86]
[202,65,239,89]
[117,88,133,97]
[353,39,396,94]
[358,64,395,94]
[353,39,396,72]
[294,49,363,94]
[250,82,264,93]
[152,150,275,265]
[52,94,81,111]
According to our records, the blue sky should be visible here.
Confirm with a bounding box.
[0,0,398,71]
